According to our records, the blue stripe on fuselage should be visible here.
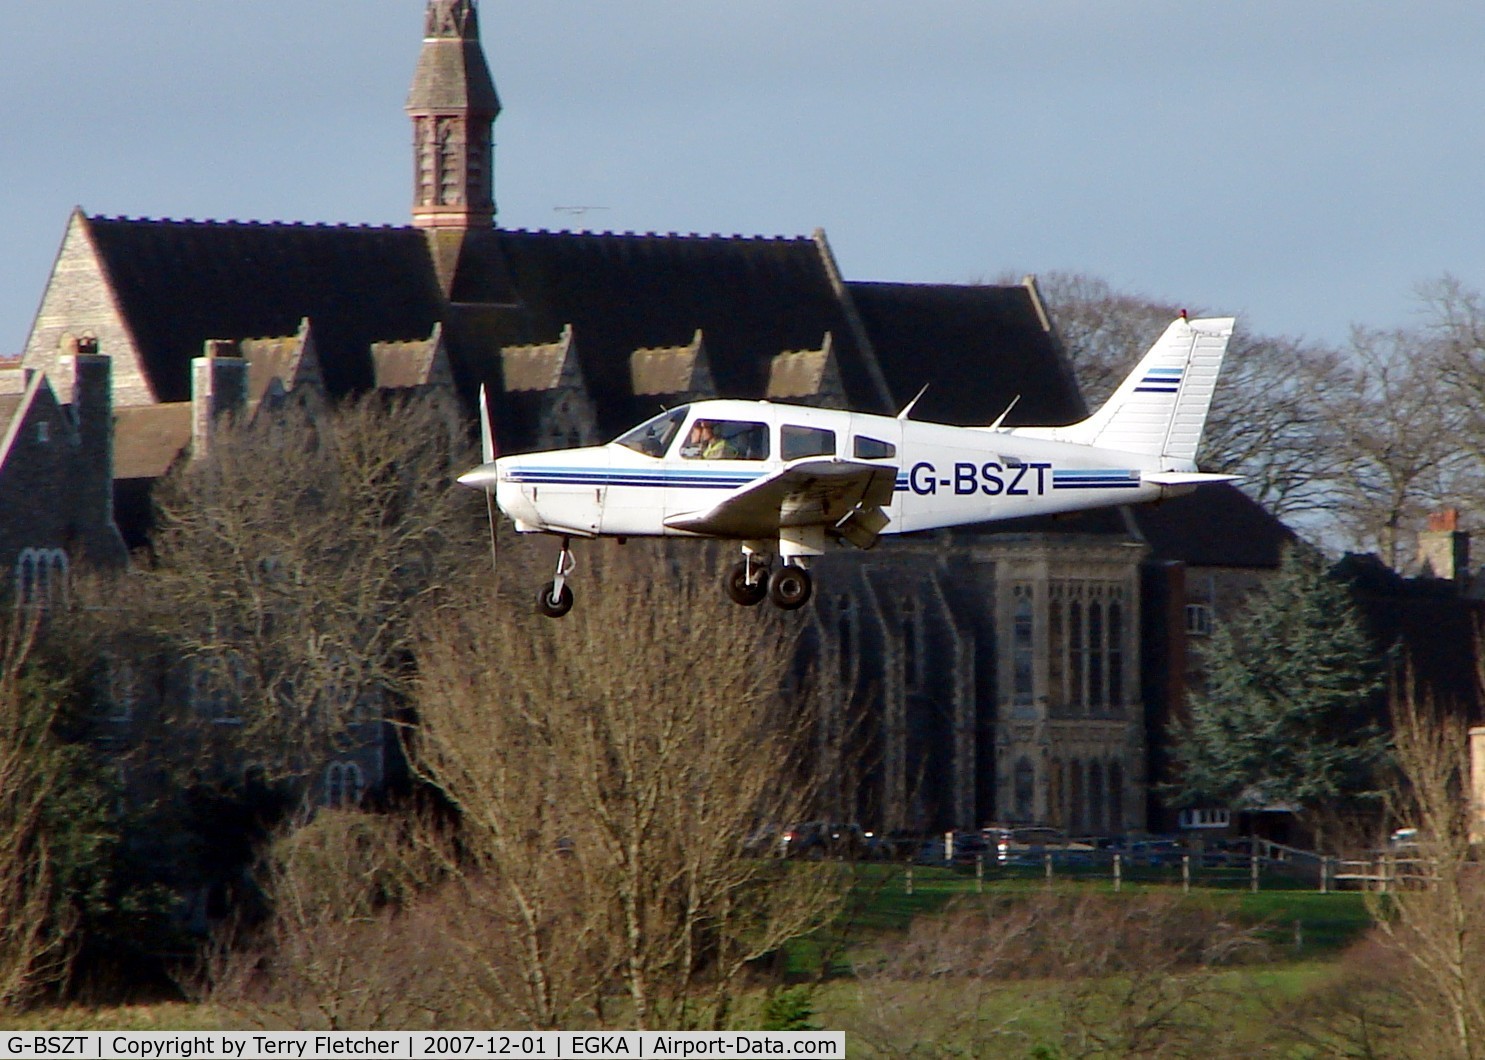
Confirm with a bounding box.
[507,468,761,489]
[1052,469,1141,490]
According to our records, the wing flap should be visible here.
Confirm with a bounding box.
[664,459,897,541]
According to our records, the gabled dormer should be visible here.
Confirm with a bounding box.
[767,332,847,408]
[499,324,598,449]
[630,329,716,405]
[240,317,326,406]
[372,322,454,394]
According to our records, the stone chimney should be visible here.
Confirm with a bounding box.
[191,340,249,460]
[60,337,128,567]
[1415,508,1470,582]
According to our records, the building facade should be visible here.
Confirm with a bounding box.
[14,0,1293,834]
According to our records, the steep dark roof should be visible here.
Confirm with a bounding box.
[1335,554,1485,721]
[86,216,445,402]
[846,281,1085,427]
[447,228,888,439]
[1132,485,1296,569]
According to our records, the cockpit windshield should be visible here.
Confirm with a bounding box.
[615,406,689,458]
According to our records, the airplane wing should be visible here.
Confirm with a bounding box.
[664,459,898,545]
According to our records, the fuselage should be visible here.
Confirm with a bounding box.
[478,399,1187,542]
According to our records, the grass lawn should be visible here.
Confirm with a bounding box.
[826,862,1373,962]
[7,867,1379,1039]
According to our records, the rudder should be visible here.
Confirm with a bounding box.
[1053,316,1234,464]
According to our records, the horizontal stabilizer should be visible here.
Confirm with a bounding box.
[1141,471,1240,487]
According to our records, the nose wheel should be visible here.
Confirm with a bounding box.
[537,538,576,618]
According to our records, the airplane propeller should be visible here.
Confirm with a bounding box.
[477,386,501,588]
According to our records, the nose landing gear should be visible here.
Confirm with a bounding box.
[537,537,577,618]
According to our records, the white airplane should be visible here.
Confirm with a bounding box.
[459,315,1237,617]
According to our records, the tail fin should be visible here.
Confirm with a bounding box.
[1016,316,1234,465]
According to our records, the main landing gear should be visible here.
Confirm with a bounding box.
[537,537,576,618]
[722,553,812,611]
[533,540,813,619]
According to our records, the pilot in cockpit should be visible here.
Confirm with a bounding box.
[681,420,737,460]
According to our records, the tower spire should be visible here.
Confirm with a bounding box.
[406,0,501,230]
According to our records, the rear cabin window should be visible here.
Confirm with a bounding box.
[853,436,896,460]
[678,419,770,461]
[781,425,836,461]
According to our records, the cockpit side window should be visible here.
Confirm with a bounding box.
[781,425,836,461]
[679,419,770,461]
[616,406,688,458]
[853,436,896,460]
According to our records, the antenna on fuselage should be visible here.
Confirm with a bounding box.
[988,395,1022,431]
[897,384,930,420]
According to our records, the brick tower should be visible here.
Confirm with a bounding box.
[406,0,500,229]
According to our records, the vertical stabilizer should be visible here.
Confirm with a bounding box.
[1013,316,1233,466]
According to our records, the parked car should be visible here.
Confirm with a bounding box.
[984,825,1094,865]
[779,821,868,859]
[742,824,781,857]
[1110,838,1183,866]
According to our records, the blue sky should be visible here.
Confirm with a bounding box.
[3,1,1483,355]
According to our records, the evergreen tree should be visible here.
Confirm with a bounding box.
[1171,548,1388,834]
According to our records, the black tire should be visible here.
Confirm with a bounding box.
[537,580,574,618]
[768,565,813,610]
[723,560,768,606]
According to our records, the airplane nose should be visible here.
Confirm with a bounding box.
[457,462,499,489]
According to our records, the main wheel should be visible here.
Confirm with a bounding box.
[722,560,768,606]
[767,565,813,610]
[537,580,574,618]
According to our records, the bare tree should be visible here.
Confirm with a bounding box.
[408,544,847,1030]
[1200,331,1354,520]
[194,809,452,1030]
[1367,679,1485,1060]
[1325,327,1471,564]
[845,890,1266,1058]
[1031,270,1353,521]
[1422,274,1485,462]
[1029,272,1177,410]
[118,389,483,779]
[0,616,76,1009]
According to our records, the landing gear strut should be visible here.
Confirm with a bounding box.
[723,554,768,606]
[537,537,576,618]
[721,548,813,611]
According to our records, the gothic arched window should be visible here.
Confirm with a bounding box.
[1088,759,1105,834]
[1068,600,1085,711]
[1014,756,1035,822]
[1088,600,1105,710]
[1108,759,1125,834]
[1012,588,1034,706]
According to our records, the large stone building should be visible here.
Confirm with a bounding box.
[0,341,127,598]
[17,0,1291,833]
